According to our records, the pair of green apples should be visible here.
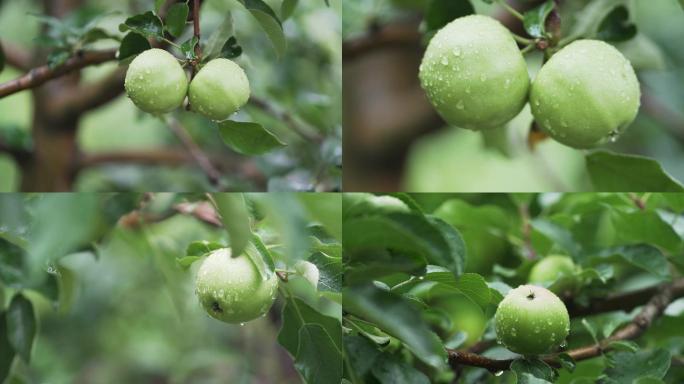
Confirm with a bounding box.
[419,15,641,148]
[124,49,250,121]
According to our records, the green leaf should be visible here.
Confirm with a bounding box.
[47,50,70,69]
[119,11,163,40]
[531,219,582,258]
[212,194,251,257]
[278,297,341,356]
[343,335,381,378]
[602,349,671,382]
[235,0,286,58]
[165,2,189,38]
[343,284,446,369]
[294,324,343,384]
[281,0,299,20]
[425,0,474,33]
[118,32,151,61]
[180,36,198,60]
[247,234,275,278]
[176,256,201,269]
[218,121,286,155]
[593,245,670,279]
[203,16,236,62]
[298,193,341,241]
[0,311,15,382]
[608,340,639,353]
[219,36,243,59]
[371,353,431,384]
[185,240,224,258]
[596,5,637,42]
[610,210,682,254]
[0,238,24,287]
[511,358,555,382]
[344,213,465,280]
[523,0,556,38]
[586,151,684,192]
[7,294,36,362]
[308,251,341,292]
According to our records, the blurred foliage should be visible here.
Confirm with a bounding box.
[0,192,342,384]
[342,192,684,383]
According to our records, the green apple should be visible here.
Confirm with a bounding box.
[433,199,509,275]
[124,48,188,114]
[195,248,278,324]
[495,284,570,355]
[419,14,529,129]
[435,295,487,347]
[409,283,486,347]
[530,39,640,148]
[529,255,577,295]
[188,58,251,121]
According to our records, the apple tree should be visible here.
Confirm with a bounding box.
[0,192,342,383]
[342,192,684,383]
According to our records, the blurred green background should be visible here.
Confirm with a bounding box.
[343,0,684,192]
[0,0,342,192]
[0,192,343,383]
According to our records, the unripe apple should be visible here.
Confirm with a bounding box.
[529,255,577,295]
[494,285,570,355]
[124,48,188,114]
[435,296,487,347]
[188,58,251,121]
[530,39,640,148]
[195,248,278,324]
[419,15,530,129]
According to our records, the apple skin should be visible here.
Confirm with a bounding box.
[189,58,251,121]
[494,284,570,355]
[529,255,577,295]
[195,248,277,324]
[419,14,529,130]
[530,39,640,148]
[124,49,188,114]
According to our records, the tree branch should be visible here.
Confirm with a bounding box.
[447,278,684,372]
[0,49,117,98]
[46,67,127,117]
[191,0,202,77]
[0,138,32,161]
[166,116,223,186]
[0,41,32,71]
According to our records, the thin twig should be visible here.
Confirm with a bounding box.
[165,116,222,186]
[0,49,117,98]
[497,0,524,21]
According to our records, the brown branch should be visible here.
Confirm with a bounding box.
[119,200,222,229]
[0,41,32,71]
[191,0,202,75]
[0,49,117,98]
[166,116,222,186]
[447,278,684,372]
[249,96,323,142]
[46,67,127,117]
[0,138,32,161]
